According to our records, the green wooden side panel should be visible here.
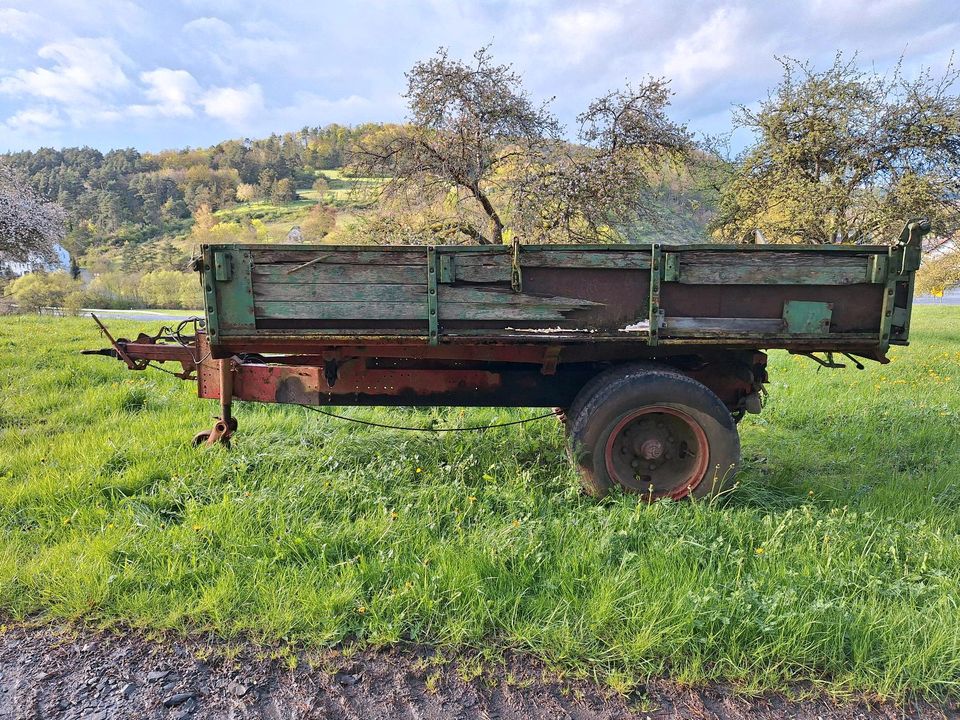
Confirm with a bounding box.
[217,249,255,332]
[205,240,917,352]
[203,246,255,342]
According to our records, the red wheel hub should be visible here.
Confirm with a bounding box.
[603,405,709,499]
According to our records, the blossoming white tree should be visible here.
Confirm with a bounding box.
[0,163,66,262]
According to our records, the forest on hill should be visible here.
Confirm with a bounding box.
[0,122,714,310]
[2,124,363,258]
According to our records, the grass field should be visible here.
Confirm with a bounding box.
[0,308,958,699]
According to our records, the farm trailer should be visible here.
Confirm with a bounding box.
[85,220,929,501]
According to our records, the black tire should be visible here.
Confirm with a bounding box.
[564,362,669,437]
[567,365,740,500]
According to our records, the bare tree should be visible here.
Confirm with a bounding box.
[0,163,66,261]
[515,82,692,242]
[351,47,692,245]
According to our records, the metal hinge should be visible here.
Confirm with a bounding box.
[213,251,233,282]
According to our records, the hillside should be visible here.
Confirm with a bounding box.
[0,125,716,310]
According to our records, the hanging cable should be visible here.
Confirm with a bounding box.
[298,404,558,432]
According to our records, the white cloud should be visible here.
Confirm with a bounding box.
[522,7,622,67]
[181,15,233,36]
[181,15,296,77]
[269,91,376,129]
[131,68,201,117]
[0,37,130,107]
[0,0,957,151]
[0,8,45,39]
[198,83,264,125]
[4,107,63,132]
[179,0,245,13]
[663,7,750,95]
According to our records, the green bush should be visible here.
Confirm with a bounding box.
[3,271,80,311]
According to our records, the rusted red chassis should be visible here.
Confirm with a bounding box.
[85,318,767,448]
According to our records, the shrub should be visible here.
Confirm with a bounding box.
[3,271,79,312]
[301,204,336,241]
[63,290,89,316]
[138,270,200,309]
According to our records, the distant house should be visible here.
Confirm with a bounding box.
[0,244,71,277]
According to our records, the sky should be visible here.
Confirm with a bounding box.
[0,0,956,153]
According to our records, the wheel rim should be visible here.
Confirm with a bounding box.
[603,405,709,499]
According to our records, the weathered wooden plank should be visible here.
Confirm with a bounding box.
[663,317,785,335]
[256,301,424,320]
[675,251,870,285]
[253,263,424,285]
[664,243,888,254]
[254,283,424,303]
[439,304,575,322]
[237,327,428,337]
[251,249,427,265]
[676,263,868,285]
[439,286,603,309]
[679,251,870,267]
[255,300,586,323]
[254,281,605,307]
[453,264,512,283]
[454,250,652,270]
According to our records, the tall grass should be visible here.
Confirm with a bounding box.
[0,308,958,698]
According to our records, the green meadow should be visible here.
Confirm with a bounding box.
[0,307,958,698]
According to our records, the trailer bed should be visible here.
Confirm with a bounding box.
[201,236,920,362]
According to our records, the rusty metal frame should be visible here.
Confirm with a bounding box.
[649,242,662,347]
[426,246,439,345]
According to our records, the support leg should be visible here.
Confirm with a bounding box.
[193,358,236,447]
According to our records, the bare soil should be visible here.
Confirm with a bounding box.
[0,623,955,720]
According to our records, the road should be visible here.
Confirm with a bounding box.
[915,289,960,305]
[81,308,202,322]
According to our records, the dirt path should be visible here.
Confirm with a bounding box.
[0,623,954,720]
